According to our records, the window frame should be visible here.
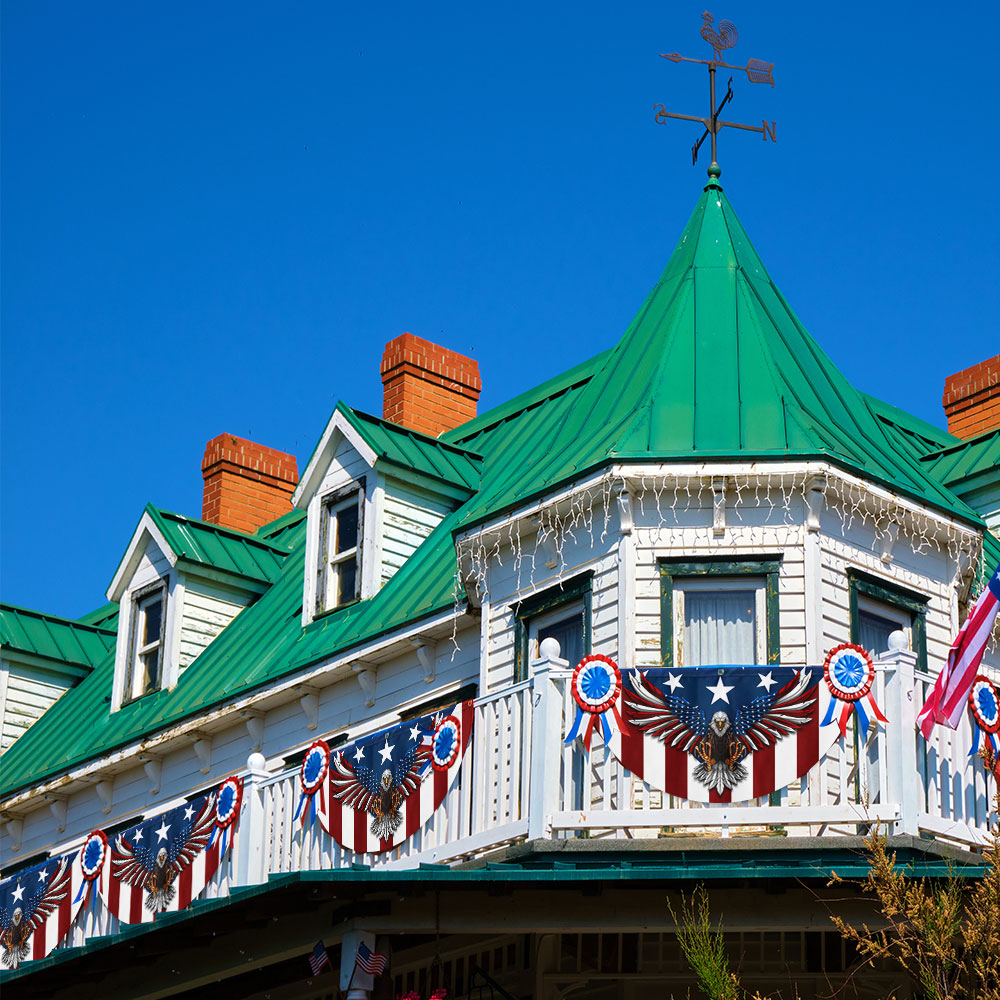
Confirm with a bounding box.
[122,581,167,704]
[658,557,781,671]
[848,569,927,669]
[315,479,365,615]
[512,571,594,682]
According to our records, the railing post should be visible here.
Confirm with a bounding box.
[528,640,568,842]
[233,751,268,886]
[880,635,920,837]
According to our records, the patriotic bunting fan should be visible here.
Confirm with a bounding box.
[294,739,330,828]
[207,775,243,853]
[564,654,624,753]
[73,829,109,905]
[0,856,76,969]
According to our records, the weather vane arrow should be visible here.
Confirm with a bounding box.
[654,12,776,173]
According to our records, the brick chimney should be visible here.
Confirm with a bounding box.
[943,356,1000,439]
[380,333,481,437]
[202,434,299,534]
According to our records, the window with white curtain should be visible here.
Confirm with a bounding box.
[674,577,766,666]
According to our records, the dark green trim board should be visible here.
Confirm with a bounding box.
[848,569,928,669]
[512,571,594,681]
[658,558,782,670]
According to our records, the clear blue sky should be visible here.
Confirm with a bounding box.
[2,1,998,617]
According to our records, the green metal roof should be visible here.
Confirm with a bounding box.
[146,504,292,585]
[919,429,1000,490]
[1,181,994,798]
[0,604,116,671]
[338,403,483,493]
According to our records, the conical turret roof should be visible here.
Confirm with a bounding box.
[449,179,977,525]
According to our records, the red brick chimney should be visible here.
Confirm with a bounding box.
[943,356,1000,439]
[380,333,481,437]
[201,434,299,534]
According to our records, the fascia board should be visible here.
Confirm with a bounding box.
[105,512,178,603]
[292,407,378,508]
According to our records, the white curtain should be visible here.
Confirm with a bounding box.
[684,590,757,665]
[859,610,902,656]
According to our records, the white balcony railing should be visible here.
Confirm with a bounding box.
[39,645,998,960]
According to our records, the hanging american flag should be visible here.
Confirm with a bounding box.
[0,853,84,969]
[918,567,1000,739]
[319,700,474,854]
[607,665,848,803]
[355,940,388,975]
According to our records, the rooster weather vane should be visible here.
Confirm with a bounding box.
[655,12,776,173]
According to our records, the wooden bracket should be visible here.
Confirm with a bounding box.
[617,490,634,535]
[353,662,377,708]
[46,795,68,833]
[879,521,900,564]
[805,473,828,533]
[193,734,213,774]
[298,689,320,731]
[411,639,435,684]
[96,777,115,814]
[2,816,23,851]
[712,477,727,537]
[242,711,265,752]
[141,758,162,795]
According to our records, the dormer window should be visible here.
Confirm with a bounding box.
[317,485,364,613]
[123,583,166,703]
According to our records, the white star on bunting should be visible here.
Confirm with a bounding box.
[11,883,24,903]
[665,672,683,693]
[353,746,365,763]
[707,677,735,704]
[184,804,195,820]
[134,828,143,843]
[409,724,421,742]
[378,738,394,764]
[757,671,777,692]
[155,820,170,843]
[37,868,48,883]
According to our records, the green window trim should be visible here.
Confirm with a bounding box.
[658,557,782,671]
[847,569,928,670]
[512,571,594,681]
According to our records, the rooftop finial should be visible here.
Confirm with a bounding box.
[654,12,777,181]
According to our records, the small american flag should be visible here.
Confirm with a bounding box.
[308,940,331,976]
[355,940,388,975]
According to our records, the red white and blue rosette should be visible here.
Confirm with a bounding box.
[821,643,888,739]
[563,654,625,753]
[968,675,1000,770]
[207,775,243,853]
[430,715,462,771]
[293,739,329,827]
[74,829,108,904]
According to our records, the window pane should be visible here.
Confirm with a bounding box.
[859,610,902,656]
[336,502,359,553]
[143,598,162,645]
[338,558,357,604]
[539,612,584,666]
[140,651,159,693]
[684,589,757,665]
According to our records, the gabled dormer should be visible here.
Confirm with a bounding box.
[106,504,290,709]
[295,334,484,625]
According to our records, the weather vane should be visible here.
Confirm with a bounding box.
[654,12,776,174]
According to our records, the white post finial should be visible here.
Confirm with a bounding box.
[539,636,561,660]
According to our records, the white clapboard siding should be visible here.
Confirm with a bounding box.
[178,581,248,671]
[1,663,76,749]
[380,480,450,585]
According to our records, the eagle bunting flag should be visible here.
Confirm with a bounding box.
[564,653,887,803]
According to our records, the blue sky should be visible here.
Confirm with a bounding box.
[2,1,998,617]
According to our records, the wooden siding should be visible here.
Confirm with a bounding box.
[178,580,248,672]
[1,661,76,750]
[381,479,450,586]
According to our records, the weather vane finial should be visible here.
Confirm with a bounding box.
[654,12,776,180]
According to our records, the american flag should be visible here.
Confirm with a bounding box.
[355,941,388,975]
[308,940,331,976]
[918,567,1000,739]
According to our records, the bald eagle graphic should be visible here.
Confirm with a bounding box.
[329,740,428,841]
[1,857,72,969]
[111,795,216,913]
[625,669,816,793]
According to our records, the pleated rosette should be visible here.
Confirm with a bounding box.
[430,715,462,771]
[820,643,888,739]
[564,654,624,753]
[207,775,243,853]
[73,829,109,906]
[294,739,330,827]
[968,675,1000,772]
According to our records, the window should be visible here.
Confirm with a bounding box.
[848,570,927,667]
[659,559,781,670]
[513,572,594,681]
[123,583,166,703]
[317,485,364,613]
